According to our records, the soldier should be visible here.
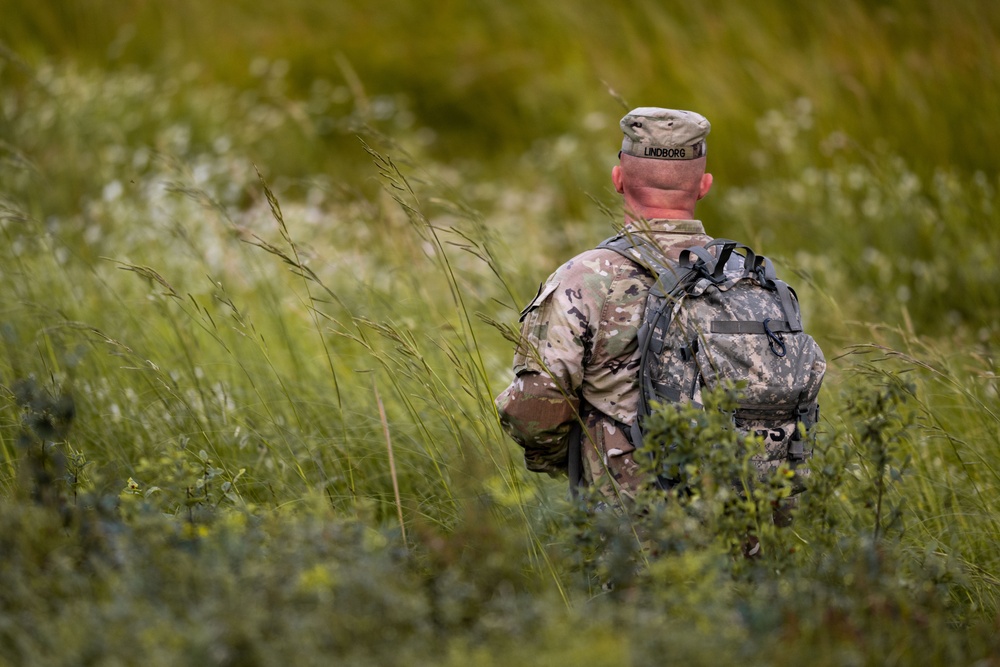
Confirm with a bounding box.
[495,107,716,502]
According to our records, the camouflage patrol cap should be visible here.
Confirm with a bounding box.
[620,107,710,160]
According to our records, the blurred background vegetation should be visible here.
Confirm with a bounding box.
[3,0,998,337]
[1,1,999,664]
[5,0,998,177]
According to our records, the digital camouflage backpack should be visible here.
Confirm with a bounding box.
[598,233,827,489]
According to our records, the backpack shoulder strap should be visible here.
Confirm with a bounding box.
[596,232,698,446]
[597,232,687,296]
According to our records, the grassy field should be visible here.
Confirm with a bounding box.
[1,1,999,664]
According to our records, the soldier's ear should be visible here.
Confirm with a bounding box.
[697,172,713,200]
[612,164,625,194]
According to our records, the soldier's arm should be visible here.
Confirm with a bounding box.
[495,254,607,475]
[495,373,578,476]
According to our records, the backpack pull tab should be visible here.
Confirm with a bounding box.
[763,318,787,357]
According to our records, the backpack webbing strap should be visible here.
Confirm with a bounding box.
[753,258,803,333]
[678,245,719,274]
[787,398,819,463]
[633,320,659,424]
[773,280,803,333]
[567,419,583,496]
[597,231,702,429]
[630,419,646,452]
[711,320,798,334]
[688,239,761,281]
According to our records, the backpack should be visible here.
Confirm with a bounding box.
[596,232,826,489]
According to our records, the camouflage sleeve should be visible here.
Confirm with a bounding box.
[495,372,578,476]
[495,254,613,475]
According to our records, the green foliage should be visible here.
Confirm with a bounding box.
[552,379,994,664]
[0,3,999,664]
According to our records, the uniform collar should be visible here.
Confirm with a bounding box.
[625,218,706,235]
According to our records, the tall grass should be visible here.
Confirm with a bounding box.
[0,3,999,664]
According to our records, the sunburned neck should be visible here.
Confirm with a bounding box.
[624,206,696,223]
[622,186,698,222]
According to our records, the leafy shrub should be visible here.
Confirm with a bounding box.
[550,376,995,664]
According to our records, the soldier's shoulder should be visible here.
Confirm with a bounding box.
[552,247,645,282]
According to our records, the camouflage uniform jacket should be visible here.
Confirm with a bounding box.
[495,219,713,499]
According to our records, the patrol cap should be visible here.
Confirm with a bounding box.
[620,107,710,160]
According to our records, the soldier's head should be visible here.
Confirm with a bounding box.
[611,107,713,220]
